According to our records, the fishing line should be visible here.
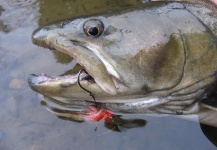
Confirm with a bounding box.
[78,69,98,107]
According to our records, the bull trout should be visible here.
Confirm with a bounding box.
[28,0,217,122]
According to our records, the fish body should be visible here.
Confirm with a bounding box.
[29,1,217,115]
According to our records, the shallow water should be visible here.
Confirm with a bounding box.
[0,0,216,150]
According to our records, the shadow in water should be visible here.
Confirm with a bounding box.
[199,92,217,147]
[0,5,10,33]
[200,124,217,147]
[104,115,147,132]
[38,0,145,25]
[40,93,217,147]
[41,99,147,132]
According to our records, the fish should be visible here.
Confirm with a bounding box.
[28,0,217,122]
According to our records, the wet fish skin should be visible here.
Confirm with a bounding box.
[29,1,217,115]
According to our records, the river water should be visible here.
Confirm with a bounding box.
[0,0,216,149]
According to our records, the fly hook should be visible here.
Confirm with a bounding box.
[78,69,98,107]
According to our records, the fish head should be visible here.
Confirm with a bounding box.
[29,2,217,114]
[29,5,182,101]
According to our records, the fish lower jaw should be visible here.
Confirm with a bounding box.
[28,70,95,86]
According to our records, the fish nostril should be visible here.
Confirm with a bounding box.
[32,27,43,40]
[28,74,38,85]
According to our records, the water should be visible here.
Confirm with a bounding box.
[0,0,216,150]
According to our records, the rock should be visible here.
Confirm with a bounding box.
[8,79,26,89]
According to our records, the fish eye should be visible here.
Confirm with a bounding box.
[83,19,104,37]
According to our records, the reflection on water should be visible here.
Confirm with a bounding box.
[0,0,216,149]
[201,124,217,147]
[0,0,39,32]
[41,98,147,132]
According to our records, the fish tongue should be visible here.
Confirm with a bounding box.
[47,34,117,95]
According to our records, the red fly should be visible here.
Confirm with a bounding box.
[83,105,113,122]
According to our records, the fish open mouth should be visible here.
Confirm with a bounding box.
[28,32,118,96]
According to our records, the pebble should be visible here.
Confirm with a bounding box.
[8,79,26,89]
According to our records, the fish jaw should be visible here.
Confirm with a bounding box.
[28,72,104,101]
[30,26,119,96]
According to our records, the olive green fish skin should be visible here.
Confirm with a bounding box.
[29,1,217,114]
